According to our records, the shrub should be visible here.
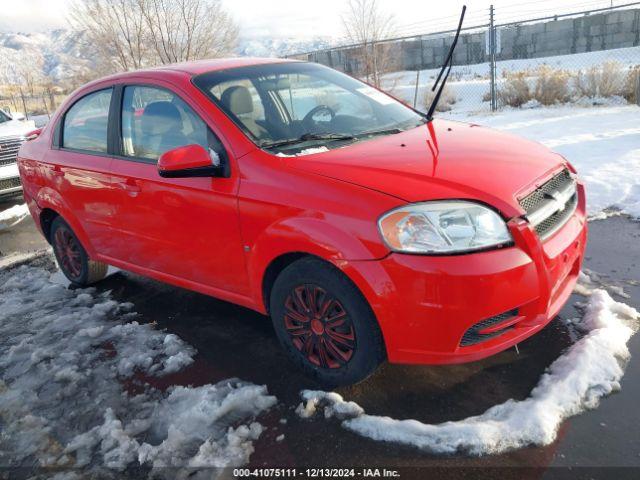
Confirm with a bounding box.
[423,84,457,112]
[497,71,531,107]
[575,61,627,98]
[533,65,571,105]
[623,66,640,104]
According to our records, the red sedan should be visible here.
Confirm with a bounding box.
[17,58,587,386]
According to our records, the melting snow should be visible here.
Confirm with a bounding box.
[0,258,277,474]
[297,275,639,455]
[276,146,330,157]
[0,203,29,231]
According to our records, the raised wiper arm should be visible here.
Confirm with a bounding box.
[261,133,355,149]
[427,5,466,121]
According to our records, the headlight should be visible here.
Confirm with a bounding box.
[378,201,512,254]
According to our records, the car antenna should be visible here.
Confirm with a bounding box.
[426,5,466,121]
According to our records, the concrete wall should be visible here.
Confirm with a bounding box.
[294,8,640,73]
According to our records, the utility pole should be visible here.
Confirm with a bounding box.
[489,4,498,111]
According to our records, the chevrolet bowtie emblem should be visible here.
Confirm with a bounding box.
[544,190,566,212]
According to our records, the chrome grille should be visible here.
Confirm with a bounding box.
[0,136,24,167]
[460,308,519,347]
[519,169,577,239]
[0,177,21,191]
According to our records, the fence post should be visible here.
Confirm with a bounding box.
[636,69,640,107]
[18,87,29,120]
[489,4,498,111]
[413,69,420,108]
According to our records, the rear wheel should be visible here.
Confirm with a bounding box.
[270,257,384,386]
[51,217,108,286]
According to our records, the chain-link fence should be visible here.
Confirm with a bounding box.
[0,88,65,127]
[287,3,640,115]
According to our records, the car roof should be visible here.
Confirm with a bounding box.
[100,57,298,82]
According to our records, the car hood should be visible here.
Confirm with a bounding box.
[0,119,36,138]
[283,119,566,217]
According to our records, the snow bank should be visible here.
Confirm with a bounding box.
[0,203,29,231]
[0,261,277,473]
[297,278,639,455]
[0,249,49,269]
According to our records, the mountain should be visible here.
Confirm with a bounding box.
[0,30,91,83]
[0,29,337,85]
[237,36,336,58]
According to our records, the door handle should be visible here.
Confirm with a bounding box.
[118,180,141,195]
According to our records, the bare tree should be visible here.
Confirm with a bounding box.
[69,0,148,72]
[138,0,238,64]
[341,0,397,87]
[69,0,238,74]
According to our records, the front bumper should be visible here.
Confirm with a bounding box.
[340,182,587,365]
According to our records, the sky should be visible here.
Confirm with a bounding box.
[0,0,625,39]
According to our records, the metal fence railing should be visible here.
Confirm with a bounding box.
[287,2,640,115]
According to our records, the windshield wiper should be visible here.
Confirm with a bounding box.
[261,132,355,149]
[426,5,466,121]
[355,127,404,138]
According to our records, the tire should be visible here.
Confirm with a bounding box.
[270,257,385,386]
[50,217,108,286]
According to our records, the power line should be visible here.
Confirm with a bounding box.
[496,0,612,23]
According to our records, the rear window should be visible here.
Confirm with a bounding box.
[62,89,112,153]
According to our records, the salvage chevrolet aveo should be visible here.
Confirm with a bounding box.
[17,58,587,386]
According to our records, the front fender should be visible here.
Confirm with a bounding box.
[248,216,389,311]
[35,186,96,257]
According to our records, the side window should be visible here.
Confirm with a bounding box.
[121,86,219,162]
[62,89,112,153]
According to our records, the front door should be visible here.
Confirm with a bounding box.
[108,84,250,297]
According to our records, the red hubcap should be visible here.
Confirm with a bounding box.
[54,227,82,279]
[283,285,356,369]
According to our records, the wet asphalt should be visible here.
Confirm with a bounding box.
[1,194,639,479]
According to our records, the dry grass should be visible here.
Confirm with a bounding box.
[498,62,636,108]
[574,61,628,98]
[498,71,532,107]
[0,84,67,118]
[533,65,571,105]
[623,66,640,104]
[423,84,457,112]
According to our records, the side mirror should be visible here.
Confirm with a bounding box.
[157,144,224,178]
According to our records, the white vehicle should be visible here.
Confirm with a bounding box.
[0,108,36,198]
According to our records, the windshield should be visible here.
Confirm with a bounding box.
[193,62,425,154]
[0,110,10,124]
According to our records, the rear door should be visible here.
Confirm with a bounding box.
[107,82,250,296]
[45,88,117,252]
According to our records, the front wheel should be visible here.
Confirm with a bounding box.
[270,257,385,386]
[50,217,108,286]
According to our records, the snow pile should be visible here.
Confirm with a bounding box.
[0,260,277,473]
[297,279,639,455]
[0,203,29,231]
[0,249,50,269]
[276,146,330,157]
